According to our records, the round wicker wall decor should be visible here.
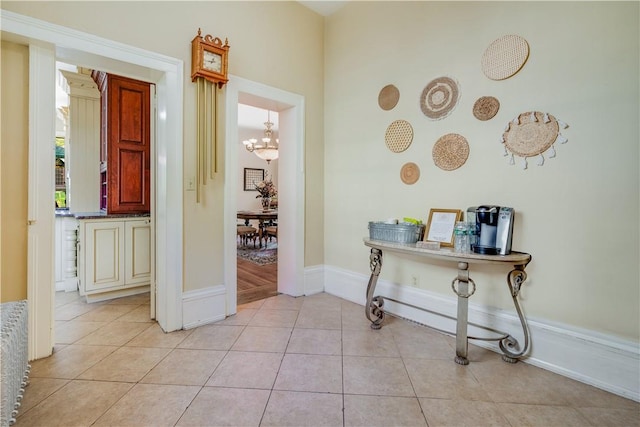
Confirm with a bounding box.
[400,162,420,185]
[378,84,400,111]
[420,76,460,120]
[481,35,530,81]
[503,111,559,158]
[473,96,500,121]
[385,120,414,153]
[432,133,469,171]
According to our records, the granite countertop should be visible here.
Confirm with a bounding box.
[56,209,150,219]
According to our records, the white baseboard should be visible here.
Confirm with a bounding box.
[304,265,325,295]
[182,286,226,329]
[323,265,640,402]
[84,285,149,303]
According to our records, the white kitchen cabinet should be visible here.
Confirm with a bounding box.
[54,215,79,292]
[78,217,151,301]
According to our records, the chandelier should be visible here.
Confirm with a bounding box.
[242,110,279,164]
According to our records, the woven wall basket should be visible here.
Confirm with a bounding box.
[502,111,569,169]
[385,120,414,153]
[481,35,530,81]
[378,84,400,111]
[400,162,420,185]
[420,76,460,120]
[432,133,469,171]
[473,96,500,121]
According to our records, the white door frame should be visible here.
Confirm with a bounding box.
[224,76,305,313]
[2,11,184,359]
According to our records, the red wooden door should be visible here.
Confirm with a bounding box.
[104,74,151,214]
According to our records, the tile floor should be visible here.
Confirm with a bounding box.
[15,291,639,426]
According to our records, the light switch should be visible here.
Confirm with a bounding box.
[186,177,195,191]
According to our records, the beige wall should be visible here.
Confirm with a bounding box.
[1,1,325,293]
[0,41,29,302]
[324,1,639,341]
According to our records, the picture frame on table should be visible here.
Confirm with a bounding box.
[243,168,264,191]
[424,208,462,247]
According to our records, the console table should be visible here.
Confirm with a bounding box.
[363,238,532,365]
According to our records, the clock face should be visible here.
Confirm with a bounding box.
[203,50,222,73]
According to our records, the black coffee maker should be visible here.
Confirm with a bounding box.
[469,205,514,255]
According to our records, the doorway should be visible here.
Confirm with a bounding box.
[236,104,279,305]
[4,10,184,360]
[224,76,306,316]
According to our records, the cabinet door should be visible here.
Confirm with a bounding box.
[125,219,151,285]
[105,75,151,213]
[84,221,125,292]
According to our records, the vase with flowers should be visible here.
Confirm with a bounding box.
[255,173,277,211]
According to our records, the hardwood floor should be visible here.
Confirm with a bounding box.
[237,257,278,305]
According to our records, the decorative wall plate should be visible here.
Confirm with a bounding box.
[420,76,460,120]
[400,162,420,185]
[502,111,569,169]
[433,133,469,171]
[481,35,530,81]
[378,84,400,111]
[385,120,413,153]
[473,96,500,121]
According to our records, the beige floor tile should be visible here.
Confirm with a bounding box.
[93,383,200,427]
[176,387,270,426]
[231,326,292,352]
[238,298,265,310]
[260,294,304,311]
[16,377,69,416]
[16,380,133,427]
[300,293,343,312]
[104,292,150,305]
[274,353,342,393]
[342,328,400,357]
[420,397,511,427]
[341,303,379,330]
[74,321,152,346]
[177,324,244,350]
[553,376,640,410]
[54,319,106,344]
[248,308,299,327]
[77,346,171,382]
[206,351,283,389]
[294,307,342,329]
[55,291,82,307]
[261,390,343,427]
[343,356,415,397]
[576,406,640,427]
[141,348,226,385]
[469,357,574,405]
[216,307,258,325]
[126,323,193,348]
[29,344,118,379]
[286,328,342,355]
[74,303,138,322]
[115,304,153,322]
[388,320,455,359]
[498,402,592,427]
[54,301,97,321]
[404,358,491,401]
[345,395,427,427]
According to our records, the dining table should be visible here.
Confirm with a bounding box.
[237,210,278,248]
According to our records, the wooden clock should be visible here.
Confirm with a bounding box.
[191,28,230,88]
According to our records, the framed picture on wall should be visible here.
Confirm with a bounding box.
[244,168,264,191]
[424,208,462,247]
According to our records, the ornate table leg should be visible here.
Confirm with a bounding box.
[450,262,476,365]
[499,266,531,363]
[365,248,385,329]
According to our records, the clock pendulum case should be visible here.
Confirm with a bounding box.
[191,28,230,202]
